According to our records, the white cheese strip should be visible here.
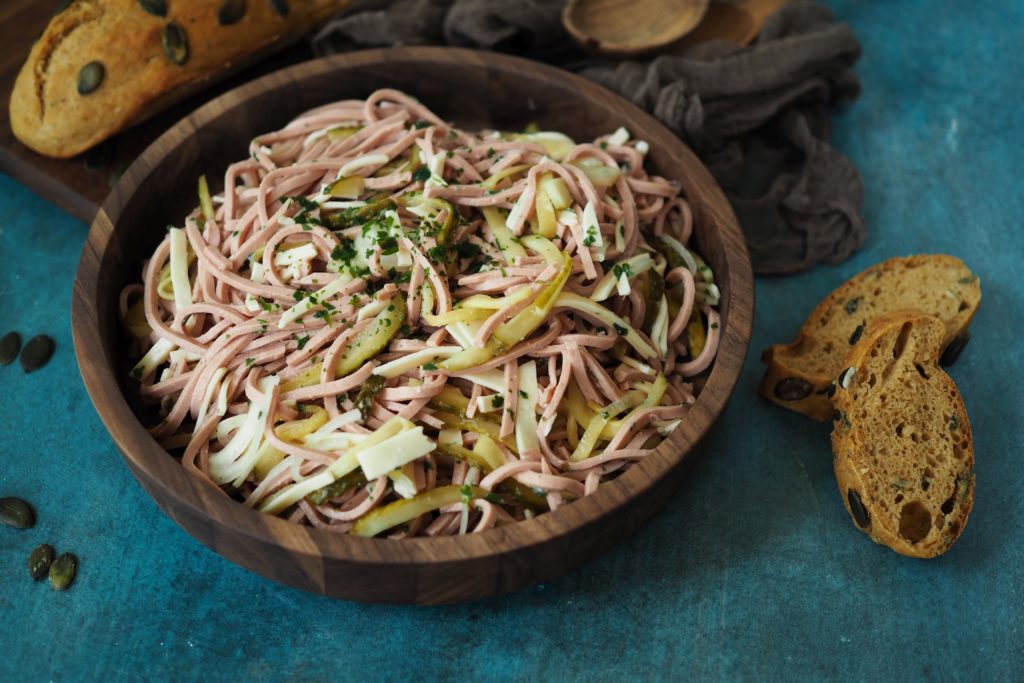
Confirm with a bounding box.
[195,367,227,431]
[425,150,447,188]
[451,369,505,392]
[590,253,654,302]
[475,394,504,413]
[313,409,363,434]
[168,228,193,312]
[438,428,463,448]
[636,140,650,155]
[357,427,436,480]
[277,273,352,328]
[303,432,367,452]
[214,413,247,443]
[373,346,463,378]
[169,348,202,365]
[616,273,631,297]
[389,464,418,499]
[320,200,368,210]
[446,320,482,349]
[209,376,278,486]
[515,360,540,455]
[607,126,630,147]
[582,201,605,262]
[275,243,318,267]
[505,186,532,232]
[357,299,388,322]
[339,153,390,177]
[131,337,176,381]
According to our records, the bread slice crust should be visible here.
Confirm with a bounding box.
[759,254,980,421]
[10,0,347,158]
[831,311,975,558]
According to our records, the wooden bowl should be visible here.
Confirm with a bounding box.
[72,47,753,604]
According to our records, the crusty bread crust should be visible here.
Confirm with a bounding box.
[10,0,349,158]
[759,255,981,421]
[831,311,975,558]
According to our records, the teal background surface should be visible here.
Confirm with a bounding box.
[1,1,1021,679]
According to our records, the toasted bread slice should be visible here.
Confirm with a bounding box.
[759,255,981,420]
[831,311,975,557]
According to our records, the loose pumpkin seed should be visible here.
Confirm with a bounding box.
[77,61,104,95]
[773,376,812,401]
[162,22,189,66]
[218,0,246,25]
[0,331,20,365]
[49,553,77,591]
[20,335,55,373]
[139,0,167,16]
[269,0,289,17]
[847,489,870,528]
[838,366,856,390]
[0,497,35,529]
[28,544,55,581]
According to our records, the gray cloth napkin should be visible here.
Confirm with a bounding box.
[313,0,865,275]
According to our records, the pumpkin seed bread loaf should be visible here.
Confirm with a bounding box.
[759,255,981,420]
[10,0,349,158]
[831,311,975,557]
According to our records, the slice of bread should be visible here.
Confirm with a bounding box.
[759,254,981,420]
[831,311,975,557]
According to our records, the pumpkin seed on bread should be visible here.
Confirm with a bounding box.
[759,255,981,420]
[9,0,350,158]
[832,311,975,557]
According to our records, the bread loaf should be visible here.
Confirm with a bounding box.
[759,255,981,420]
[831,311,975,557]
[10,0,349,158]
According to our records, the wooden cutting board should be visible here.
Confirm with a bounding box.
[0,1,313,223]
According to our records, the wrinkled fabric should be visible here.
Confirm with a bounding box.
[313,0,865,274]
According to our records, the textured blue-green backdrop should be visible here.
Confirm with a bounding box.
[1,1,1021,680]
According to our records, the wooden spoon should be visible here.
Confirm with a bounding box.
[562,0,710,57]
[563,0,791,57]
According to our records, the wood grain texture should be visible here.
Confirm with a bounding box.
[562,0,710,56]
[0,1,322,222]
[72,47,754,604]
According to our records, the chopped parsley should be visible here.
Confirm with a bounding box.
[331,239,357,263]
[427,244,448,263]
[583,226,598,247]
[491,395,505,408]
[454,241,482,260]
[245,358,255,367]
[518,390,528,399]
[612,262,634,279]
[412,166,431,183]
[613,323,628,336]
[256,296,276,312]
[294,334,310,350]
[422,362,438,371]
